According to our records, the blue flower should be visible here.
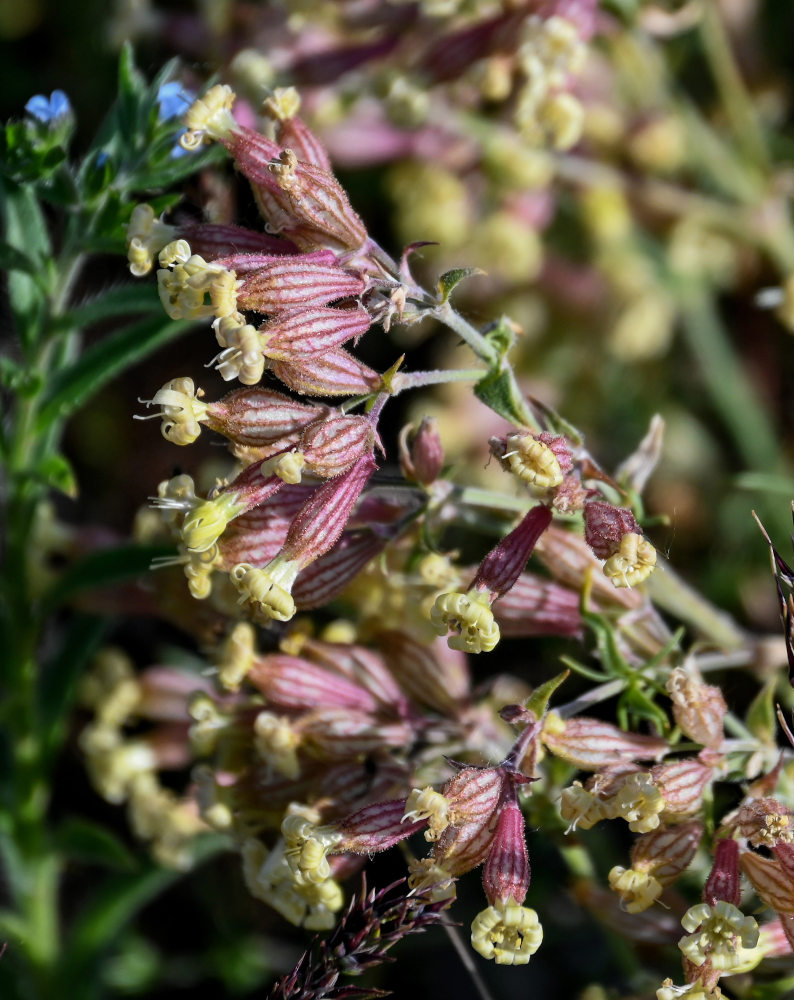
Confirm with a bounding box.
[25,90,72,125]
[156,82,194,122]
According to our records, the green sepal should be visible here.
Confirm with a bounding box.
[36,314,194,430]
[36,452,79,498]
[745,677,777,745]
[436,267,484,304]
[526,669,570,719]
[55,817,138,872]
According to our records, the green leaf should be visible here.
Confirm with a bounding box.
[41,543,177,614]
[526,670,570,719]
[126,143,224,192]
[526,395,584,445]
[436,267,483,303]
[65,283,163,328]
[36,314,194,429]
[56,817,138,871]
[36,452,78,498]
[474,367,535,428]
[0,176,51,350]
[116,43,148,144]
[39,615,106,753]
[0,239,37,274]
[746,677,777,745]
[63,837,224,982]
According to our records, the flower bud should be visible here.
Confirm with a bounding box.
[740,851,794,914]
[292,531,386,610]
[259,305,371,360]
[205,387,323,450]
[482,795,530,906]
[236,256,366,314]
[584,500,641,560]
[492,572,582,639]
[248,653,379,713]
[541,711,668,770]
[378,633,471,715]
[666,667,727,750]
[269,347,382,397]
[299,414,375,478]
[704,838,741,907]
[471,505,553,600]
[336,798,427,853]
[651,756,717,821]
[399,417,444,486]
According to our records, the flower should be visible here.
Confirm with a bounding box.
[25,90,71,125]
[678,900,759,970]
[470,898,543,965]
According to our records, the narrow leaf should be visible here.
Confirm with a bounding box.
[41,543,176,614]
[55,817,138,871]
[474,368,535,428]
[66,283,163,328]
[36,314,193,429]
[39,614,106,751]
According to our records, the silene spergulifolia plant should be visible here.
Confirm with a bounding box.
[5,3,794,999]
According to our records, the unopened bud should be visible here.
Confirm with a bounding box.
[482,795,530,906]
[399,417,444,486]
[236,256,366,313]
[269,347,382,397]
[542,711,667,770]
[259,305,371,360]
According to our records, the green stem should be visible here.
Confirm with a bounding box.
[392,367,485,392]
[434,303,499,365]
[677,285,781,475]
[698,0,769,172]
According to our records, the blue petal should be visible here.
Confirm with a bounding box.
[49,90,71,119]
[25,94,52,122]
[157,82,194,121]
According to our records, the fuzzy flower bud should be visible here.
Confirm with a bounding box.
[482,795,530,907]
[269,347,382,397]
[236,256,366,314]
[471,900,543,965]
[399,417,444,486]
[704,838,741,907]
[542,711,668,770]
